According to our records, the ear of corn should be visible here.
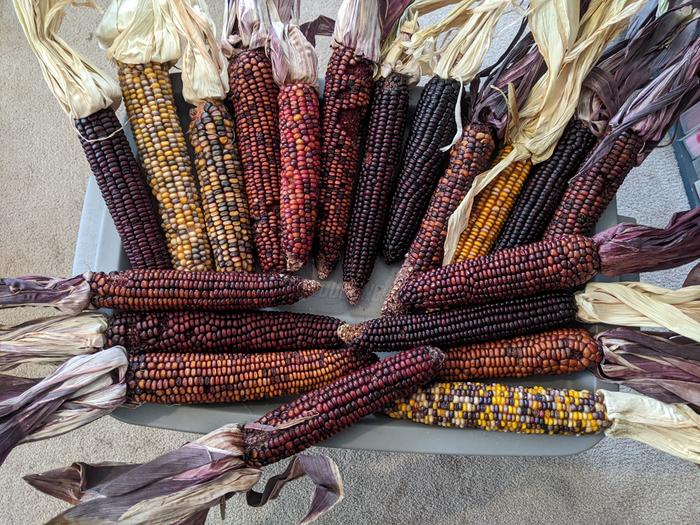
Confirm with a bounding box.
[399,235,600,310]
[338,292,578,351]
[119,61,213,271]
[342,72,410,302]
[316,44,375,279]
[439,328,603,381]
[278,82,322,271]
[88,269,320,311]
[453,146,532,262]
[243,346,444,467]
[106,310,343,354]
[189,99,254,273]
[126,349,376,405]
[382,76,461,263]
[228,48,285,273]
[387,382,610,435]
[494,119,597,249]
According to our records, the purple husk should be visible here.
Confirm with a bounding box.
[594,207,700,276]
[299,15,335,46]
[595,328,700,411]
[0,274,91,314]
[378,0,413,40]
[684,262,700,286]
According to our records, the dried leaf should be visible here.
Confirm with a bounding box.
[333,0,382,62]
[0,274,91,314]
[684,262,700,287]
[300,15,335,46]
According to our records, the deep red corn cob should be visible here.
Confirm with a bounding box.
[106,310,344,354]
[75,108,171,270]
[243,346,444,466]
[382,76,461,263]
[343,72,410,302]
[338,292,577,351]
[279,82,322,271]
[228,48,285,272]
[316,44,374,279]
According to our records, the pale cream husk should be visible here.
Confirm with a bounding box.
[443,0,647,264]
[333,0,381,62]
[96,0,182,65]
[12,0,120,119]
[171,0,228,103]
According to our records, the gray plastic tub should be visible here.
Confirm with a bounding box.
[73,77,620,456]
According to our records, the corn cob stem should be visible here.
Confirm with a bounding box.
[228,48,285,273]
[119,61,213,271]
[189,99,255,272]
[342,72,410,302]
[316,44,375,278]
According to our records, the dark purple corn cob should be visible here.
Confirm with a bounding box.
[382,76,461,263]
[243,346,444,467]
[75,108,170,270]
[106,310,344,354]
[343,72,410,302]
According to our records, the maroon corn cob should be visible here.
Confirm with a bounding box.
[494,119,598,248]
[316,44,374,279]
[106,310,344,354]
[75,109,171,270]
[338,292,578,351]
[126,348,376,405]
[382,76,461,263]
[228,48,285,273]
[544,129,645,238]
[279,83,322,271]
[243,346,444,466]
[343,72,410,302]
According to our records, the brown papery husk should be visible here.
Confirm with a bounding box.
[594,207,700,276]
[595,328,700,411]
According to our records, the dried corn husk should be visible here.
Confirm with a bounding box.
[0,273,92,314]
[12,0,120,119]
[443,0,647,263]
[333,0,382,62]
[267,1,318,87]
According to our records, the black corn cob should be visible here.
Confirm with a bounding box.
[382,76,461,263]
[106,310,344,354]
[75,109,171,270]
[343,72,410,302]
[338,292,578,351]
[494,119,598,249]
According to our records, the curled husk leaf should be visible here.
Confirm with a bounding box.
[0,273,92,314]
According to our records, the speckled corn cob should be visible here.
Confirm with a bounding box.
[316,45,374,279]
[106,310,343,354]
[118,61,213,270]
[343,73,410,303]
[453,145,532,262]
[243,346,444,467]
[438,328,602,381]
[495,119,597,249]
[399,235,600,310]
[382,76,461,263]
[338,292,577,351]
[278,83,322,272]
[387,382,610,435]
[189,100,254,273]
[228,48,284,273]
[126,348,376,405]
[88,269,320,311]
[75,108,171,270]
[544,129,645,238]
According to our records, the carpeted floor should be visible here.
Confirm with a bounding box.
[0,2,698,524]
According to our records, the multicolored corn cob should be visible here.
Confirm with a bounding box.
[316,44,375,278]
[343,72,410,302]
[494,119,597,249]
[106,310,343,354]
[387,382,610,435]
[382,76,461,263]
[119,61,213,270]
[228,48,285,272]
[126,348,376,405]
[338,292,577,351]
[453,146,532,262]
[438,328,603,381]
[189,100,254,272]
[244,346,444,466]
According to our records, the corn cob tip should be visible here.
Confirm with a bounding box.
[300,278,322,297]
[286,254,306,273]
[337,322,364,344]
[342,281,361,305]
[381,300,405,317]
[315,255,335,280]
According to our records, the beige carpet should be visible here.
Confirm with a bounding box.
[0,1,698,524]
